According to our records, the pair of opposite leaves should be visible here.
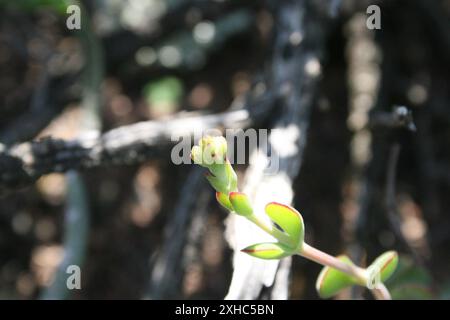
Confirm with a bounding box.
[216,191,303,255]
[216,191,399,298]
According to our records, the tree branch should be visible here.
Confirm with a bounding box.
[0,95,273,194]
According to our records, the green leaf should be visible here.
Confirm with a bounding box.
[385,256,434,300]
[229,192,253,216]
[224,160,238,192]
[368,251,399,283]
[241,242,293,260]
[390,284,434,300]
[316,255,359,299]
[205,172,229,194]
[388,257,431,285]
[216,192,234,211]
[264,202,304,250]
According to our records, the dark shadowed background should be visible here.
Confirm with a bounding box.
[0,0,449,299]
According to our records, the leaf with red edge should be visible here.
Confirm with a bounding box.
[229,192,253,216]
[315,255,360,299]
[264,202,304,250]
[241,242,293,260]
[216,192,234,211]
[368,251,398,283]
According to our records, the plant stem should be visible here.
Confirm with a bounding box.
[300,243,368,285]
[370,283,392,300]
[229,194,392,300]
[299,243,391,300]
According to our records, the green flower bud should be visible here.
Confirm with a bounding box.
[191,136,237,194]
[191,136,227,167]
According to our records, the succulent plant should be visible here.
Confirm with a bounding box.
[191,135,399,299]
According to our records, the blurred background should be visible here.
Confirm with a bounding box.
[0,0,449,299]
